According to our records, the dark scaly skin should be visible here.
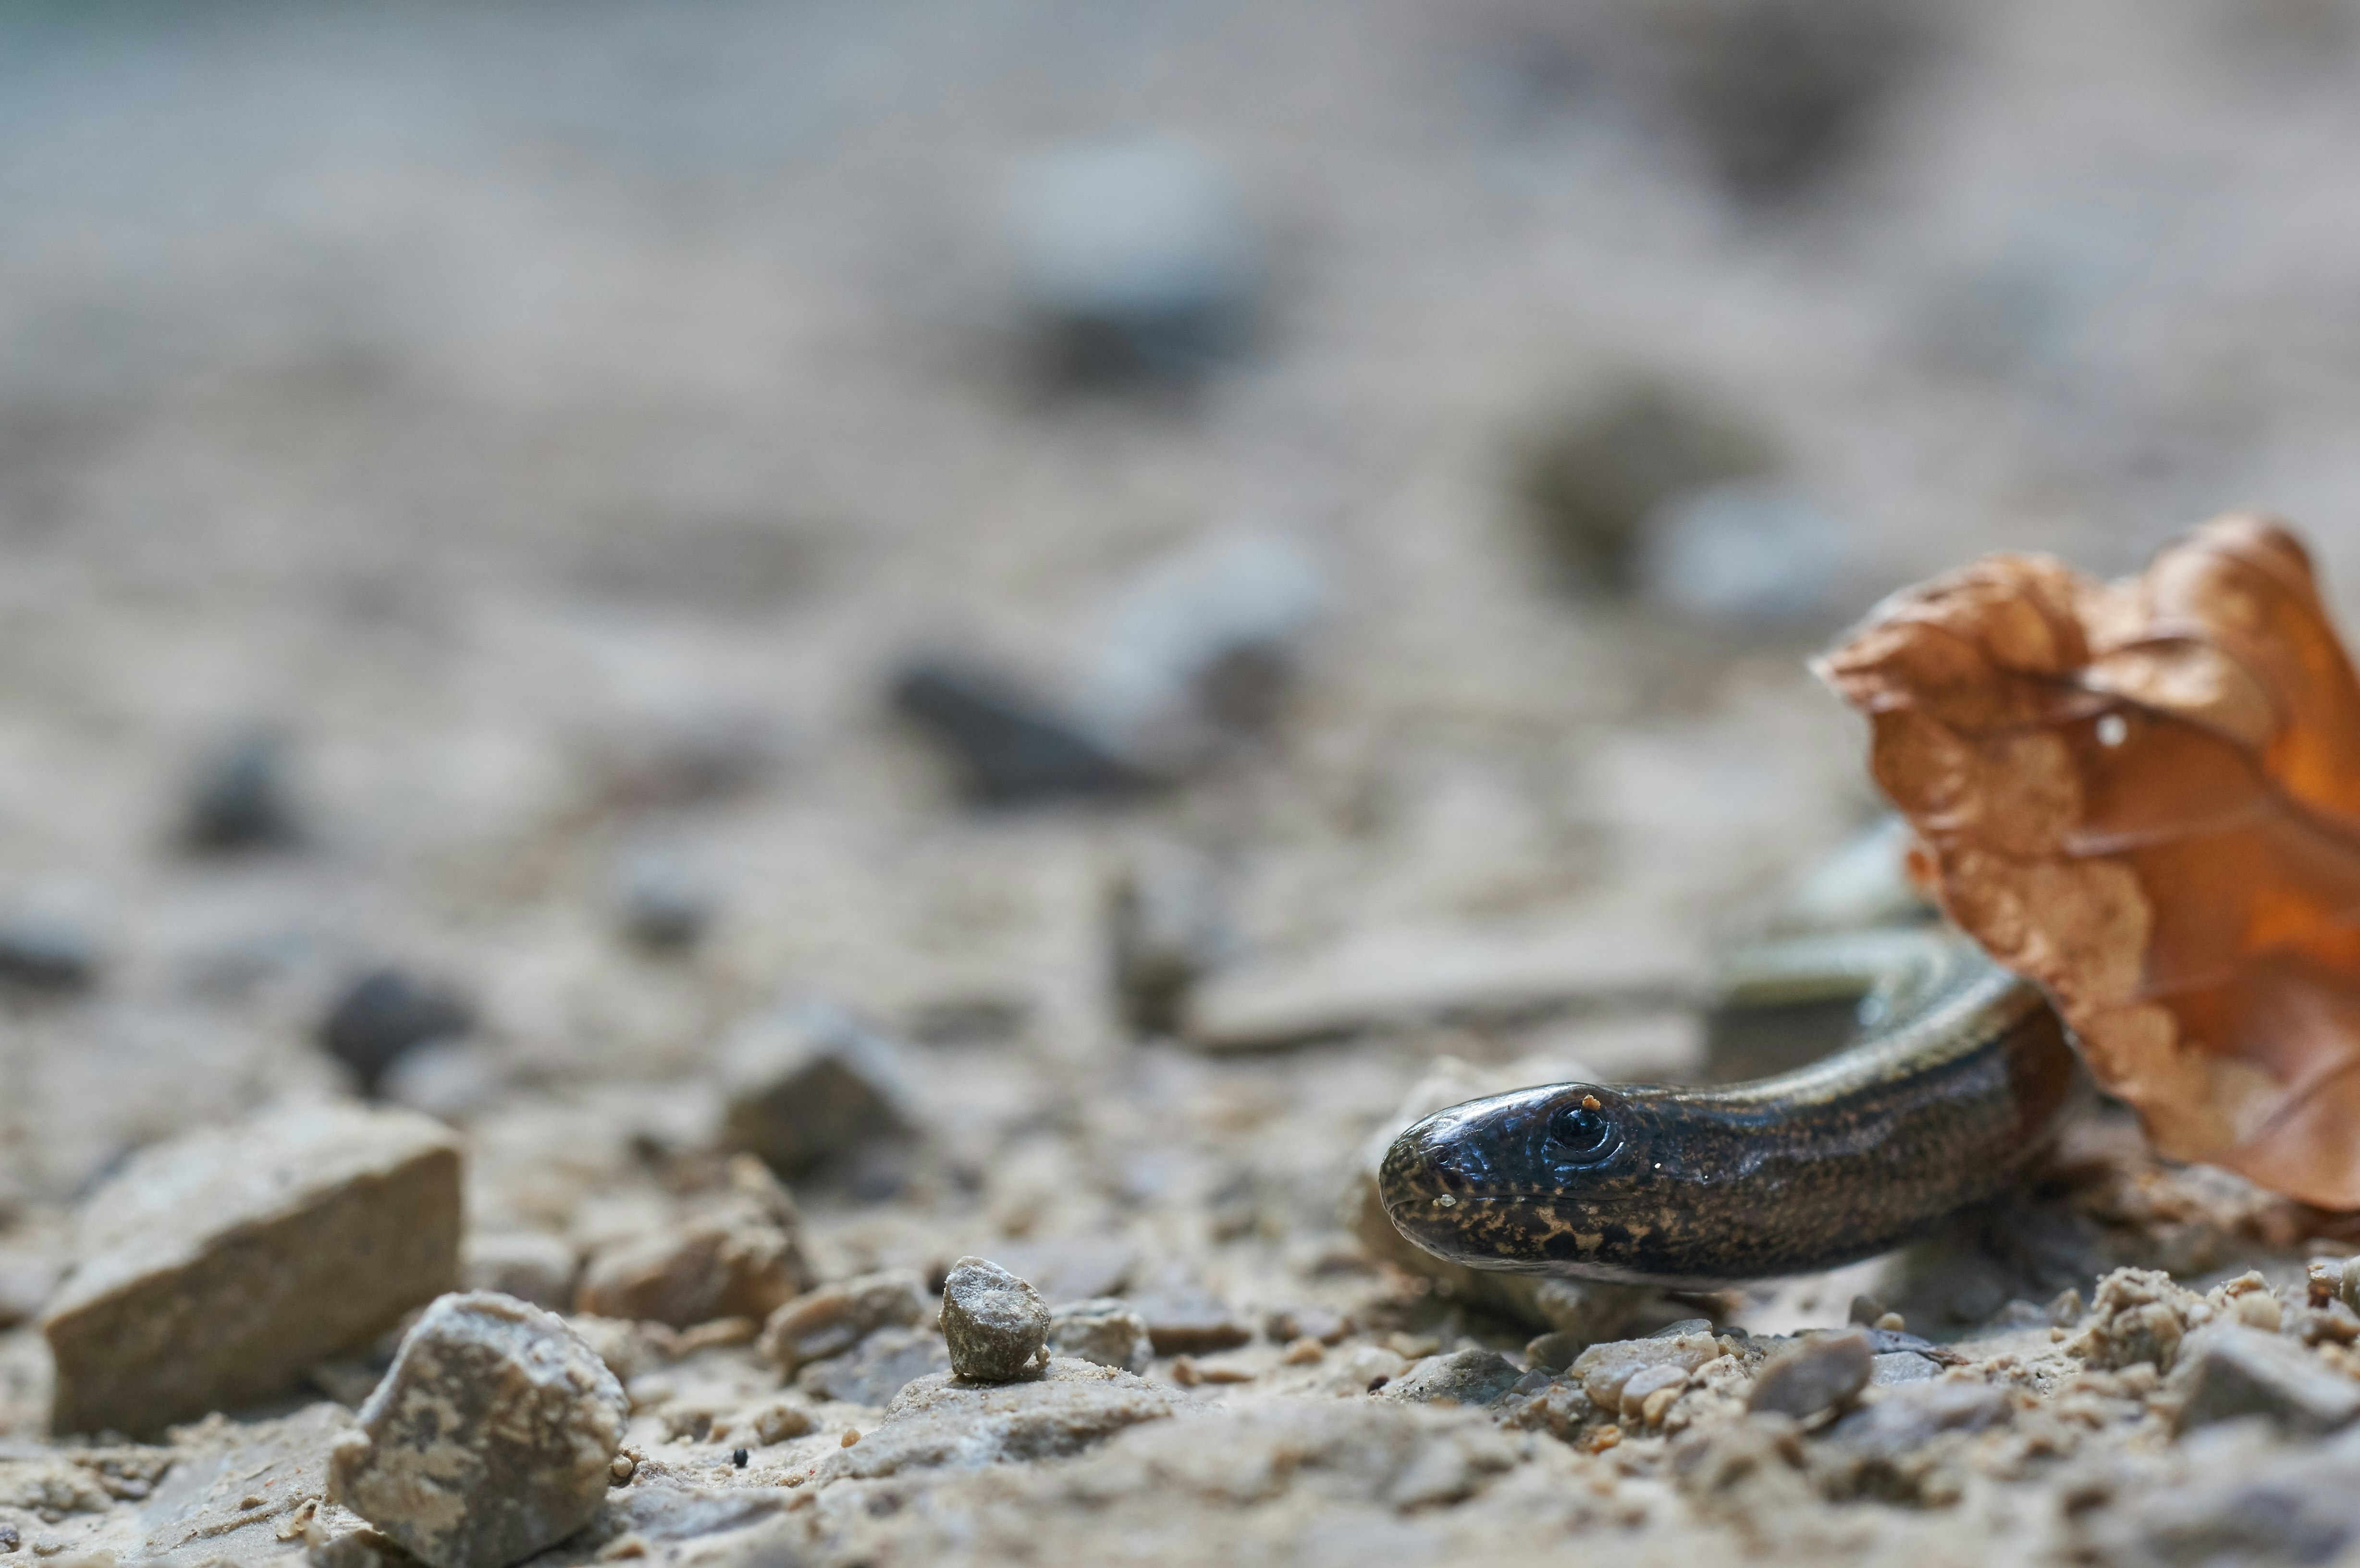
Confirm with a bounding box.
[1377,943,2079,1288]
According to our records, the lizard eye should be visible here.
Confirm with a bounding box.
[1547,1102,1615,1162]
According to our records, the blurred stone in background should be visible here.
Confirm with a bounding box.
[1007,136,1258,388]
[178,723,306,854]
[1079,527,1329,773]
[1514,373,1776,593]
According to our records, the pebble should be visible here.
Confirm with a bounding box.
[43,1100,461,1437]
[1005,136,1254,386]
[1106,842,1237,1036]
[1046,1298,1153,1373]
[1130,1286,1252,1355]
[796,1327,953,1407]
[319,967,476,1095]
[1745,1330,1872,1420]
[890,659,1144,806]
[941,1257,1050,1382]
[2170,1323,2360,1437]
[179,723,304,852]
[1380,1349,1524,1408]
[1573,1332,1723,1412]
[462,1231,579,1311]
[578,1159,814,1330]
[758,1268,929,1376]
[328,1291,628,1568]
[716,994,915,1175]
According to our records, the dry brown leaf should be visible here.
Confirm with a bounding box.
[1816,512,2360,1207]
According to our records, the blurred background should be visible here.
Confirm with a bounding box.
[3,0,2360,1229]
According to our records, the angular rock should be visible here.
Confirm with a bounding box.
[576,1161,812,1331]
[43,1100,462,1437]
[2170,1323,2360,1437]
[942,1257,1049,1382]
[1380,1349,1523,1408]
[890,659,1144,806]
[796,1326,953,1407]
[329,1292,628,1568]
[1046,1299,1152,1373]
[463,1232,578,1312]
[1747,1330,1872,1419]
[319,968,475,1095]
[715,994,915,1176]
[758,1268,929,1376]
